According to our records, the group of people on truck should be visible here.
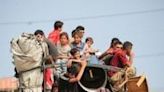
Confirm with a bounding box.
[12,20,136,92]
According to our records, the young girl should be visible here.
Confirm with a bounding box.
[71,31,85,54]
[56,32,71,75]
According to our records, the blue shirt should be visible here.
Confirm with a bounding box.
[71,42,85,52]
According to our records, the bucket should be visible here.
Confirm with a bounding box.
[78,66,107,92]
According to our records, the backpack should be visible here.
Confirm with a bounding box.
[10,33,48,72]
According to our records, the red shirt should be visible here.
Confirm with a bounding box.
[48,29,60,45]
[44,68,53,89]
[108,50,130,76]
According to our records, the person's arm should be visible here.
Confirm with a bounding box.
[98,48,111,60]
[129,51,134,65]
[98,52,108,60]
[44,38,59,61]
[70,59,81,62]
[57,55,69,59]
[67,59,82,68]
[69,60,87,83]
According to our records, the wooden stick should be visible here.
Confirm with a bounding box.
[89,70,93,78]
[136,75,146,87]
[118,79,128,88]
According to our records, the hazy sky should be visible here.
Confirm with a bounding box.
[0,0,164,92]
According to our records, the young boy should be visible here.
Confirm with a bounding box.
[34,30,58,92]
[58,48,87,92]
[99,38,120,60]
[108,41,135,91]
[76,25,85,39]
[48,20,64,45]
[67,48,87,83]
[98,38,122,65]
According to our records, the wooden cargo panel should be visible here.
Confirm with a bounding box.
[127,76,149,92]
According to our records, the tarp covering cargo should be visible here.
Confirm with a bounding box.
[10,33,48,72]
